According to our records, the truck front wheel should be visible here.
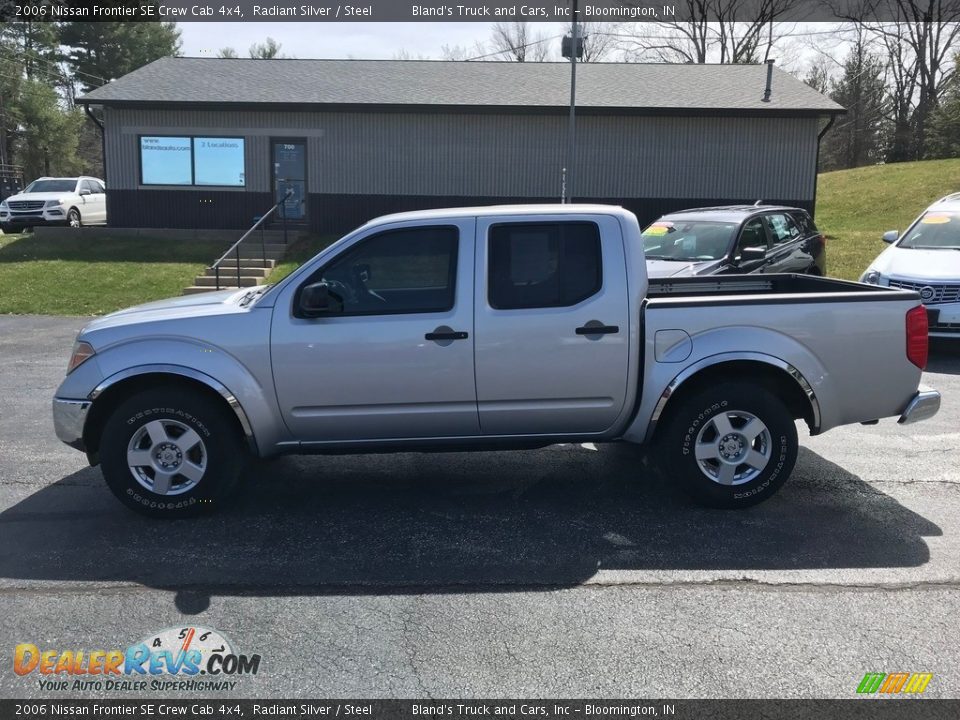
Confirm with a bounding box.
[658,382,798,508]
[99,387,244,517]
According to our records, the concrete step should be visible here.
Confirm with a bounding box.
[204,267,271,278]
[194,275,262,287]
[209,258,277,269]
[183,285,240,295]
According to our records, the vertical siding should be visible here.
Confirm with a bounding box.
[105,107,819,202]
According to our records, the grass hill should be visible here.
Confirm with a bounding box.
[816,158,960,279]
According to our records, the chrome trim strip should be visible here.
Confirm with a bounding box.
[90,364,255,441]
[898,386,941,425]
[648,352,822,439]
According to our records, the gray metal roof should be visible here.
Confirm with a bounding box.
[80,57,843,114]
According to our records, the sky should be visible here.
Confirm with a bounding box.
[178,22,564,61]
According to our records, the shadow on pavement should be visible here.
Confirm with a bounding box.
[927,339,960,375]
[0,442,941,613]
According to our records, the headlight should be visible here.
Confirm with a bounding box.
[0,201,7,210]
[67,341,96,374]
[861,270,882,284]
[45,199,64,208]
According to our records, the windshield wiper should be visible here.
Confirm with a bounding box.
[904,245,960,250]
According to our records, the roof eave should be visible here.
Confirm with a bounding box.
[77,98,844,117]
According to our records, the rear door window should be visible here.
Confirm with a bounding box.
[766,213,802,246]
[488,222,602,310]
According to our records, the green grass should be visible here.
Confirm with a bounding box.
[0,233,227,315]
[266,235,337,283]
[815,158,960,280]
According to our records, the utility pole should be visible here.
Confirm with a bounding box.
[566,0,579,204]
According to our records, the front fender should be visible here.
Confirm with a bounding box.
[84,338,290,453]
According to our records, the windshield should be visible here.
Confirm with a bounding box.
[642,220,738,261]
[23,179,78,193]
[899,211,960,249]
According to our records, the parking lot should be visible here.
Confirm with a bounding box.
[1,314,959,699]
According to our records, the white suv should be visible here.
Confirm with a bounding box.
[861,192,960,338]
[0,176,107,233]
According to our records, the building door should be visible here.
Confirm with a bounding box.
[272,140,307,224]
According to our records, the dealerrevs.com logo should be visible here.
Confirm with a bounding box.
[13,626,261,693]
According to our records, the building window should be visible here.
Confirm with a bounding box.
[139,136,245,187]
[488,222,602,310]
[140,136,192,185]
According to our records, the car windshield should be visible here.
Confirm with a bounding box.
[642,220,738,261]
[899,211,960,249]
[23,179,77,193]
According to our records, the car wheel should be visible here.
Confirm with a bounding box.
[658,381,798,508]
[67,208,82,228]
[100,387,245,518]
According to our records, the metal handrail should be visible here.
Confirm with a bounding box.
[213,189,293,290]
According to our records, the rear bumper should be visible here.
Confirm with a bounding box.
[52,397,91,450]
[898,385,941,425]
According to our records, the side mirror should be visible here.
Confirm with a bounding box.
[882,230,898,244]
[739,246,767,263]
[299,282,342,317]
[79,188,91,196]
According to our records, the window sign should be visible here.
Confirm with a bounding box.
[140,136,192,185]
[194,138,245,187]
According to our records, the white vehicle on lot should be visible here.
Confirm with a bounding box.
[52,204,940,518]
[861,192,960,338]
[0,176,106,233]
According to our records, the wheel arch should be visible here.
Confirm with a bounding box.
[647,354,821,443]
[83,366,256,464]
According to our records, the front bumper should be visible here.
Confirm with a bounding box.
[898,385,941,425]
[1,211,69,228]
[53,397,91,450]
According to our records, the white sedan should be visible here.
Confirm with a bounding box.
[0,176,107,232]
[861,192,960,338]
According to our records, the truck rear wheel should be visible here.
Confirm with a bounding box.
[99,387,244,517]
[658,381,798,508]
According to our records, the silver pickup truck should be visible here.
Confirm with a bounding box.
[53,205,941,517]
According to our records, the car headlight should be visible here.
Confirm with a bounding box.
[45,199,64,208]
[0,201,7,210]
[66,341,96,374]
[861,270,882,284]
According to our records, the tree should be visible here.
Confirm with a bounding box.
[833,1,960,161]
[59,22,182,93]
[15,79,84,179]
[249,38,284,59]
[618,0,800,64]
[579,22,619,62]
[217,47,239,58]
[826,40,887,169]
[489,22,551,61]
[926,53,960,158]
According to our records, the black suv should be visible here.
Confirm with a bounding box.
[641,205,827,279]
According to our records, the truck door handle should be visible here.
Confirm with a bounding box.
[576,323,619,335]
[425,328,468,341]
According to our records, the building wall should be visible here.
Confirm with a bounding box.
[104,107,820,233]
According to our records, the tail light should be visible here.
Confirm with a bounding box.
[906,305,929,369]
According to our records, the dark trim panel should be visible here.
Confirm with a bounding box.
[104,190,813,234]
[308,194,813,235]
[106,189,272,229]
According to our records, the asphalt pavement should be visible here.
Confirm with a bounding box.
[1,315,958,699]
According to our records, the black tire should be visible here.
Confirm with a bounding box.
[100,387,244,518]
[67,208,81,228]
[658,381,798,509]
